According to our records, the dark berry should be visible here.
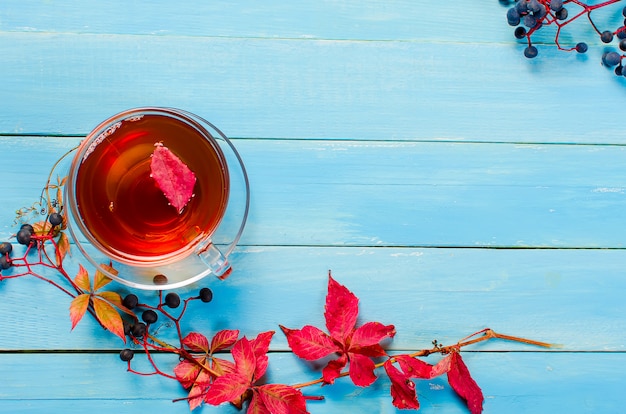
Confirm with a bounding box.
[528,0,542,13]
[601,31,614,44]
[199,287,213,303]
[49,213,63,226]
[122,294,139,309]
[131,322,147,338]
[20,224,34,234]
[164,292,181,308]
[515,0,528,13]
[550,0,563,12]
[514,27,527,39]
[620,39,626,52]
[16,229,32,245]
[555,7,568,20]
[618,28,626,40]
[575,42,588,53]
[119,349,134,361]
[141,309,158,324]
[0,256,12,270]
[616,65,623,76]
[507,8,521,26]
[603,51,621,67]
[523,14,537,28]
[123,320,133,336]
[153,274,168,285]
[623,6,626,18]
[524,45,538,58]
[0,242,12,255]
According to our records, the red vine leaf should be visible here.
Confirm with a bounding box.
[210,329,240,353]
[150,143,197,213]
[92,296,125,342]
[203,372,250,406]
[69,293,90,330]
[280,325,340,360]
[248,391,272,414]
[182,332,210,353]
[282,272,395,387]
[93,263,117,291]
[249,331,275,380]
[384,359,419,410]
[55,232,70,266]
[74,264,91,292]
[232,336,257,382]
[174,359,204,389]
[256,384,309,414]
[325,274,359,343]
[448,352,484,414]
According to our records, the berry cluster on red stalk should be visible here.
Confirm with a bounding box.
[0,158,554,413]
[501,0,626,76]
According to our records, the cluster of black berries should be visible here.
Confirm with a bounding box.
[119,287,214,362]
[503,0,626,72]
[0,242,13,271]
[505,0,587,58]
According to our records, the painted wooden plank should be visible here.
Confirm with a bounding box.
[2,137,626,248]
[1,0,622,44]
[1,246,624,351]
[0,351,623,413]
[1,33,625,142]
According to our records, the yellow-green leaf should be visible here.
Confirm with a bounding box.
[74,264,91,292]
[98,291,136,317]
[69,294,90,330]
[94,263,118,291]
[55,232,70,266]
[92,296,126,342]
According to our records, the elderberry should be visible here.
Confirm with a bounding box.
[16,229,32,245]
[601,30,614,44]
[131,322,147,338]
[48,213,63,226]
[20,224,34,234]
[164,292,181,308]
[0,256,11,270]
[199,287,213,303]
[555,7,568,20]
[119,349,134,362]
[514,27,527,39]
[603,51,621,67]
[550,0,563,12]
[620,39,626,52]
[0,242,12,255]
[142,309,158,324]
[575,42,588,53]
[524,45,538,58]
[122,294,139,309]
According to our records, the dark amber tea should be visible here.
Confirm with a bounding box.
[73,112,230,265]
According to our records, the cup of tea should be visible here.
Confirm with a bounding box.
[64,107,249,289]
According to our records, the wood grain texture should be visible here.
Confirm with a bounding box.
[1,1,626,413]
[0,352,624,413]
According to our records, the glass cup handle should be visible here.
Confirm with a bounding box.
[197,241,232,280]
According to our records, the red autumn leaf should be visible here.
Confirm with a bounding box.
[174,359,203,389]
[232,336,257,382]
[69,293,90,330]
[203,372,250,406]
[348,352,377,387]
[322,353,348,384]
[448,352,484,414]
[92,295,125,342]
[256,384,309,414]
[280,325,340,360]
[384,359,419,410]
[395,353,451,379]
[350,321,396,348]
[94,262,117,291]
[210,329,240,353]
[74,264,91,292]
[282,273,395,387]
[150,143,197,213]
[182,332,210,353]
[212,356,237,376]
[325,275,359,343]
[248,391,272,414]
[249,331,275,380]
[55,231,70,266]
[187,383,208,412]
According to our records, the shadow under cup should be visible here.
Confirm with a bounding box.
[64,108,250,290]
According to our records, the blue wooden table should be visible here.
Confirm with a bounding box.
[2,1,626,413]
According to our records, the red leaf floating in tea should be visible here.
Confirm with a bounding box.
[150,143,197,213]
